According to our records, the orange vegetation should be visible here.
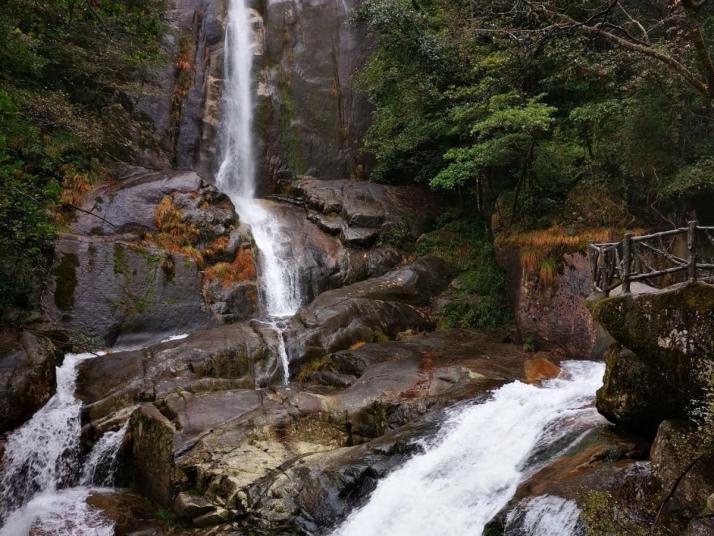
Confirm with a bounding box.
[146,195,203,263]
[496,226,630,284]
[203,248,256,287]
[59,167,91,207]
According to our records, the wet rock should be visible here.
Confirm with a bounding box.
[285,256,454,364]
[523,354,561,382]
[86,489,165,535]
[288,177,440,250]
[596,344,668,434]
[43,234,214,347]
[257,2,371,184]
[203,280,258,321]
[108,327,530,532]
[70,167,204,236]
[128,404,177,507]
[43,166,262,345]
[174,492,216,519]
[76,324,273,426]
[0,331,58,433]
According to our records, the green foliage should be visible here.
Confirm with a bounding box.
[663,158,714,201]
[0,0,166,323]
[354,0,714,227]
[417,217,511,330]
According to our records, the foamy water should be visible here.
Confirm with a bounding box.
[332,361,605,536]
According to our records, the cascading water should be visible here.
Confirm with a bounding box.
[332,361,605,536]
[504,495,584,535]
[216,0,304,383]
[0,352,126,534]
[216,0,303,319]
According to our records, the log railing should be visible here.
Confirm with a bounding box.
[588,222,714,295]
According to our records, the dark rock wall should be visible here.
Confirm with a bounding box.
[254,0,371,189]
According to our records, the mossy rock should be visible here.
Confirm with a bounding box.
[590,283,714,434]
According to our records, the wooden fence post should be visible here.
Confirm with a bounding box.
[622,233,632,294]
[687,220,697,283]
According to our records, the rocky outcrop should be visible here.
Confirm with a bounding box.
[96,328,535,531]
[76,323,276,428]
[43,166,262,345]
[497,247,612,359]
[287,177,441,248]
[589,282,714,434]
[255,1,371,186]
[0,331,58,433]
[285,256,454,365]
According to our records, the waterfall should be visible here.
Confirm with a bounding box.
[331,361,605,536]
[216,0,303,320]
[0,352,125,534]
[504,495,584,535]
[81,422,129,487]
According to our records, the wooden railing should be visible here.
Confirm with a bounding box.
[588,222,714,295]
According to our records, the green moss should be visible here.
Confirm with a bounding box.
[578,490,649,536]
[419,217,512,330]
[53,253,79,311]
[378,221,414,251]
[296,355,331,382]
[113,243,127,275]
[276,68,306,172]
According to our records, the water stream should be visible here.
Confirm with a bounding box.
[332,361,605,536]
[216,0,305,382]
[0,352,126,534]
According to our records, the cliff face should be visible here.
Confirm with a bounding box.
[136,0,371,186]
[254,0,371,188]
[497,246,612,359]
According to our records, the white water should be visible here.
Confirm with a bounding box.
[0,352,93,515]
[0,352,126,534]
[81,422,129,487]
[505,495,583,535]
[1,488,114,536]
[216,0,303,319]
[332,361,605,536]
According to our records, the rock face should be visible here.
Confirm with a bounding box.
[497,247,612,359]
[650,420,714,522]
[287,177,441,248]
[0,332,58,433]
[98,0,225,172]
[255,1,372,187]
[42,166,262,345]
[285,256,454,365]
[590,283,714,434]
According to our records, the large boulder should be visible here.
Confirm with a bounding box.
[0,331,58,433]
[43,234,214,347]
[43,167,263,345]
[285,256,455,364]
[589,283,714,434]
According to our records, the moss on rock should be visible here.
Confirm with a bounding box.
[53,253,79,311]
